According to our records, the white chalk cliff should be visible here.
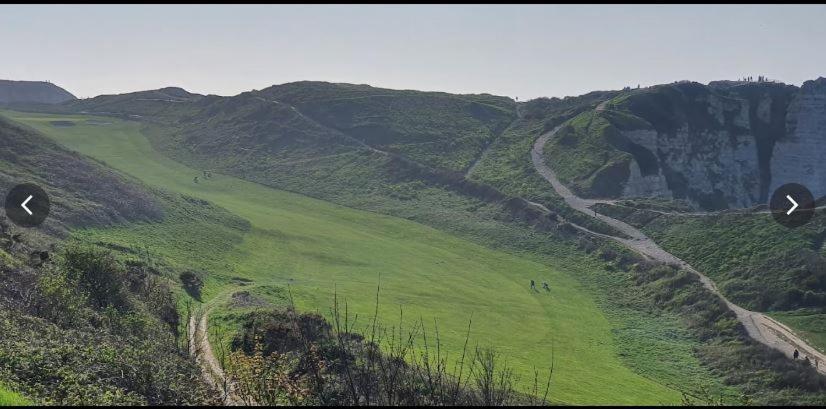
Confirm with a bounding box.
[770,78,826,199]
[617,79,826,209]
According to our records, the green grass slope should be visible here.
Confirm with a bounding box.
[0,386,30,406]
[4,111,686,405]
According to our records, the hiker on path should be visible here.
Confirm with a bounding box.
[794,349,800,360]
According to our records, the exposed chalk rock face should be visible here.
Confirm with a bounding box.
[611,80,819,210]
[616,88,765,209]
[770,78,826,199]
[620,125,762,209]
[622,157,672,199]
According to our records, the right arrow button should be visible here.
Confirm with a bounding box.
[771,183,815,228]
[786,194,799,215]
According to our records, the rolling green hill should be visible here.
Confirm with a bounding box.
[257,81,517,171]
[2,110,723,405]
[40,82,626,239]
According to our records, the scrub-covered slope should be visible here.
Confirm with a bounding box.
[0,113,223,405]
[0,115,164,234]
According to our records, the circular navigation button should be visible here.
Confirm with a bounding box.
[4,183,50,228]
[769,183,815,229]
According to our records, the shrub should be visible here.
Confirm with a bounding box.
[60,245,127,310]
[179,271,204,301]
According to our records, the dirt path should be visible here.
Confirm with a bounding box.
[190,310,246,405]
[531,124,826,374]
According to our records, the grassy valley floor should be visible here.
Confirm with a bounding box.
[4,111,709,404]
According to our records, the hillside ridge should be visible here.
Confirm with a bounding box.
[0,80,76,105]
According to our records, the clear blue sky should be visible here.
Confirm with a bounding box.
[2,4,825,100]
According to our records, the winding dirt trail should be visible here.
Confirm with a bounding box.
[189,310,246,405]
[531,124,826,374]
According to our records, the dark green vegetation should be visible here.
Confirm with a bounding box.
[0,224,215,405]
[223,301,550,406]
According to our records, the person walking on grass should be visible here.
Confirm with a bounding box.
[530,279,536,291]
[542,281,550,291]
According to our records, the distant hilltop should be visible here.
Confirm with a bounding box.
[0,80,76,105]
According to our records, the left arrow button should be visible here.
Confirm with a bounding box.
[21,195,34,216]
[4,184,50,228]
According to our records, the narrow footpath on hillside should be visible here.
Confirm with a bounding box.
[531,123,826,375]
[189,308,246,405]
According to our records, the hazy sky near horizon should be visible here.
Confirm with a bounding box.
[2,4,825,100]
